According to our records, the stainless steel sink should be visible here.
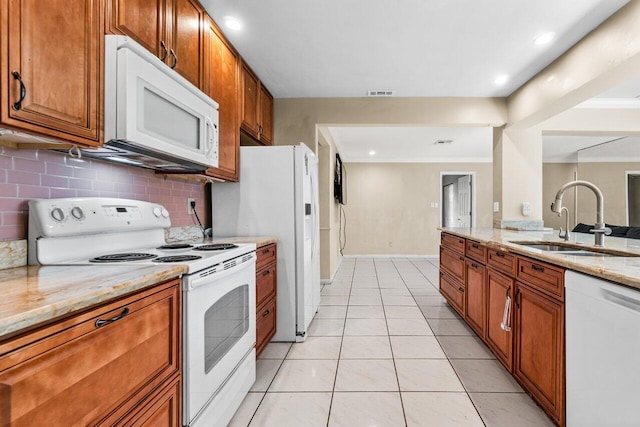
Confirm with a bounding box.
[509,241,639,257]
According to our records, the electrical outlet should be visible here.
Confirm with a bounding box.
[187,198,195,214]
[522,202,531,216]
[493,202,500,213]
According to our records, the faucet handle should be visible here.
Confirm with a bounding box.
[590,227,612,236]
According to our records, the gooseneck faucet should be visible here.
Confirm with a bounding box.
[550,180,611,246]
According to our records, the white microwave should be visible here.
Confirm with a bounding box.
[83,35,219,172]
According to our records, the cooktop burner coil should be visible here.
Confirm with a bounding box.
[157,243,194,250]
[194,243,239,251]
[90,253,158,263]
[152,255,203,263]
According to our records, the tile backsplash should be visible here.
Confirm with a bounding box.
[0,146,207,241]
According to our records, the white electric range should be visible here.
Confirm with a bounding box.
[28,197,257,427]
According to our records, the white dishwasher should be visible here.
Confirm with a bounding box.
[566,270,640,427]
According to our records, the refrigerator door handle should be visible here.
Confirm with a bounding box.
[310,173,317,260]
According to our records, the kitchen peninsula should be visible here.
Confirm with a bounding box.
[439,227,640,427]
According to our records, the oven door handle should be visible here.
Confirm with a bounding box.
[186,253,256,290]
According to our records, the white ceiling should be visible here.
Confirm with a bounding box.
[328,126,493,163]
[202,0,631,163]
[202,0,628,98]
[543,135,640,162]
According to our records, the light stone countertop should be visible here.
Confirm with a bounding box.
[440,227,640,291]
[0,264,186,340]
[211,236,277,248]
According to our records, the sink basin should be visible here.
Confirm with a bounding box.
[509,241,640,257]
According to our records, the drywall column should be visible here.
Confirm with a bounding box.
[493,127,543,227]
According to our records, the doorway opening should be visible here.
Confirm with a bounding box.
[626,171,640,226]
[440,172,475,228]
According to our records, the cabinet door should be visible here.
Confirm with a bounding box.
[240,63,260,138]
[2,0,102,145]
[0,281,181,426]
[486,268,513,370]
[116,374,182,426]
[169,0,204,88]
[465,259,486,339]
[256,297,276,357]
[203,17,239,181]
[514,283,564,426]
[106,0,169,60]
[259,85,273,145]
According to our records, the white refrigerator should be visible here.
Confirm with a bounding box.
[211,144,320,342]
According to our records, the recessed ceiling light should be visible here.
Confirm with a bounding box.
[223,16,243,31]
[369,150,376,156]
[534,32,555,46]
[494,75,509,85]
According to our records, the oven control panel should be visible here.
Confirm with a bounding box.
[29,197,171,237]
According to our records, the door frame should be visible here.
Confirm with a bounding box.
[625,170,640,226]
[439,171,477,228]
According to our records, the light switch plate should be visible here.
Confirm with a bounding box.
[493,202,500,213]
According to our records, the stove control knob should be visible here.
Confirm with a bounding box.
[153,207,162,217]
[161,208,170,218]
[50,207,65,222]
[71,206,84,220]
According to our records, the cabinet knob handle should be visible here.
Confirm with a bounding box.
[262,309,270,317]
[495,252,505,258]
[262,248,270,254]
[459,256,464,261]
[458,286,464,292]
[160,40,168,61]
[95,307,130,328]
[169,49,177,69]
[471,243,479,249]
[11,71,26,111]
[262,270,270,277]
[471,262,478,269]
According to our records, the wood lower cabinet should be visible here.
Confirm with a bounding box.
[440,231,566,426]
[0,0,103,146]
[465,259,486,338]
[255,243,277,357]
[514,282,564,426]
[486,267,514,370]
[203,16,240,181]
[0,279,181,426]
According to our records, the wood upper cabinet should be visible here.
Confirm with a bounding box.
[241,63,260,137]
[240,61,274,145]
[0,0,103,146]
[514,282,564,426]
[259,84,273,145]
[203,16,240,181]
[107,0,204,88]
[486,267,514,370]
[465,259,486,338]
[0,279,181,426]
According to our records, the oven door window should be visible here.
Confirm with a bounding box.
[204,284,250,374]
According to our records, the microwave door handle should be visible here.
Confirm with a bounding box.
[204,116,217,160]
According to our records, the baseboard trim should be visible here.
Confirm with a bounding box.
[341,254,439,259]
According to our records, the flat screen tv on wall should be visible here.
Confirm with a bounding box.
[334,153,347,205]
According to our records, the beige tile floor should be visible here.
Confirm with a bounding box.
[229,257,554,427]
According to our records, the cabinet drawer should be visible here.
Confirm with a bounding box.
[440,246,465,283]
[256,297,276,357]
[256,263,277,308]
[441,233,465,254]
[487,248,516,276]
[439,271,465,317]
[517,257,564,300]
[0,281,181,426]
[256,243,276,271]
[465,240,487,264]
[115,374,182,427]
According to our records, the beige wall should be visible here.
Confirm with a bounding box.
[576,162,640,226]
[342,162,493,255]
[543,163,577,230]
[317,129,343,281]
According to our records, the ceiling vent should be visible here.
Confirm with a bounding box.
[367,90,396,97]
[434,139,454,145]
